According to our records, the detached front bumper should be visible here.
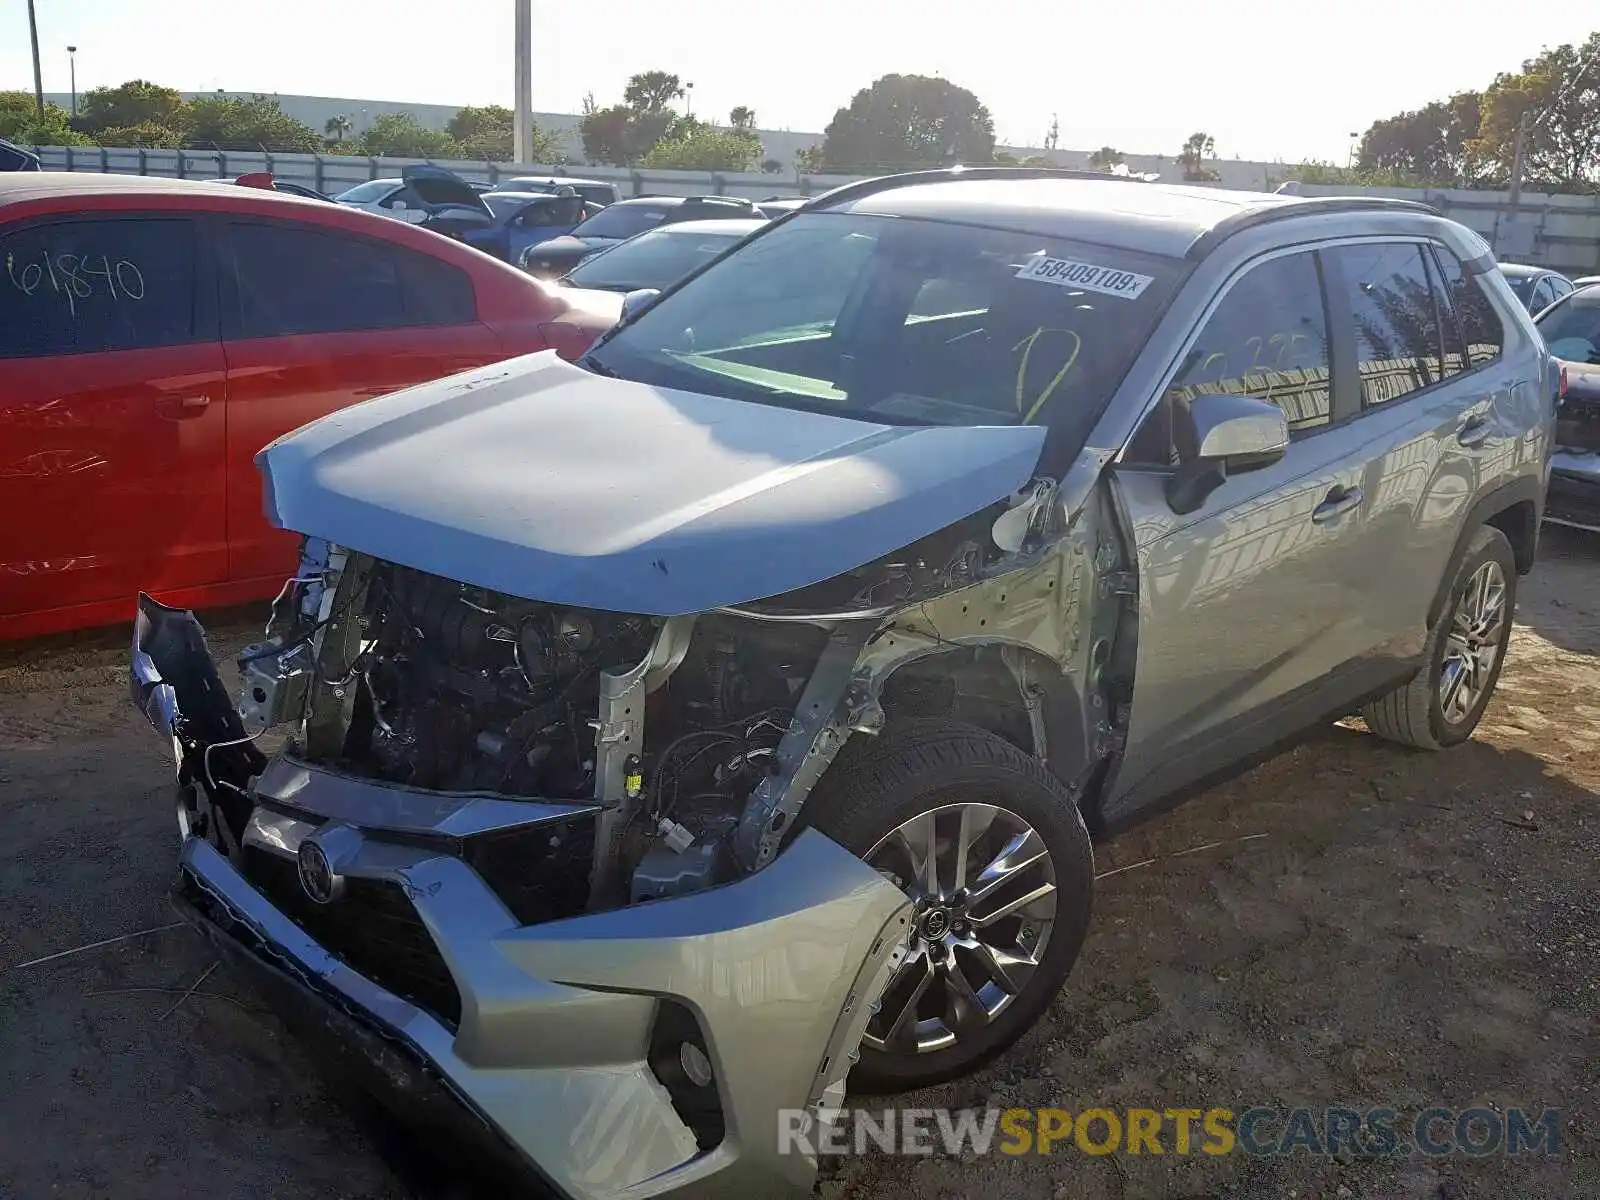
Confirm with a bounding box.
[131,596,912,1200]
[1548,449,1600,533]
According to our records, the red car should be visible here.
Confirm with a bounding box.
[0,173,621,640]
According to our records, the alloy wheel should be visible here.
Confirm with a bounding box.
[1438,559,1508,726]
[863,802,1058,1055]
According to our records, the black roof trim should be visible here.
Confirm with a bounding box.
[1186,196,1441,260]
[803,165,1148,212]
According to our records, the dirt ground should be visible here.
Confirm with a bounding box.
[1,530,1596,1200]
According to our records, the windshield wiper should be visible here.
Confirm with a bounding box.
[577,353,617,377]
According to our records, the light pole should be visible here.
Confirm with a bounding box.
[1347,132,1358,169]
[67,46,78,117]
[685,81,694,118]
[512,0,533,163]
[27,0,45,118]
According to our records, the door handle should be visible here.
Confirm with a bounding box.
[1457,414,1491,447]
[1311,485,1363,524]
[155,394,213,420]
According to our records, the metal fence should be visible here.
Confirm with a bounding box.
[28,147,1600,276]
[30,145,873,202]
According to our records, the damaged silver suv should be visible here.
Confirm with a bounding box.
[131,168,1555,1199]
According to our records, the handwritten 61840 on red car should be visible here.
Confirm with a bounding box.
[0,173,622,640]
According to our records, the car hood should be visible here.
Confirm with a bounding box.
[256,354,1045,615]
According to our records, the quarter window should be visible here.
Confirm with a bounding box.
[1324,242,1445,407]
[1167,250,1333,434]
[225,222,476,337]
[0,218,198,358]
[1431,248,1504,368]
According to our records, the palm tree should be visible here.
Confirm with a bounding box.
[729,106,756,131]
[324,114,352,143]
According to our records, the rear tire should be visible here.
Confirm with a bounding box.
[801,718,1093,1093]
[1363,524,1516,750]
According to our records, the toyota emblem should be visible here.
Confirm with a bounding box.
[297,838,342,904]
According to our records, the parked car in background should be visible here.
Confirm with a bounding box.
[1499,263,1573,313]
[518,194,759,278]
[1570,275,1600,290]
[754,196,808,218]
[227,172,331,201]
[133,169,1554,1200]
[334,166,587,263]
[1532,286,1600,531]
[557,217,765,293]
[0,138,42,171]
[491,175,621,207]
[0,172,620,639]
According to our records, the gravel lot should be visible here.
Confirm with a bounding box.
[2,530,1596,1200]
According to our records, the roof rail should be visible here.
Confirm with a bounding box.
[1186,195,1442,260]
[802,164,1148,212]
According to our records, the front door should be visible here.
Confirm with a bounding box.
[217,217,503,584]
[1103,247,1377,822]
[0,214,226,635]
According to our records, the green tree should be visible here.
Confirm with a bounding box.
[819,74,996,172]
[1177,131,1219,181]
[76,80,186,135]
[0,91,91,145]
[324,114,353,143]
[99,121,185,148]
[623,71,685,115]
[729,105,756,131]
[356,111,459,158]
[794,144,827,173]
[1088,145,1124,170]
[640,125,762,171]
[760,158,784,174]
[1472,33,1600,186]
[1357,92,1481,184]
[181,95,320,151]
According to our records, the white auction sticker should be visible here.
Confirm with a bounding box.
[1015,254,1154,299]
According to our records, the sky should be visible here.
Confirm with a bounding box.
[3,1,1594,162]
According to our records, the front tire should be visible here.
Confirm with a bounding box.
[1363,524,1517,749]
[801,718,1093,1093]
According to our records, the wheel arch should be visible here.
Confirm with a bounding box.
[1428,475,1542,629]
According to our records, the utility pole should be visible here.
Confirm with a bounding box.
[512,0,533,164]
[1508,110,1531,211]
[27,0,45,118]
[68,46,78,117]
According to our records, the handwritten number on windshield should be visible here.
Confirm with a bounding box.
[1013,327,1083,424]
[6,250,147,318]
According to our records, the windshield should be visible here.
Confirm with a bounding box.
[1502,272,1536,302]
[336,180,398,203]
[566,226,748,291]
[1538,289,1600,363]
[587,212,1187,453]
[572,204,670,241]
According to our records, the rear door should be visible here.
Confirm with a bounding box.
[1315,240,1508,667]
[1104,247,1378,819]
[216,217,503,583]
[506,195,587,264]
[0,213,225,631]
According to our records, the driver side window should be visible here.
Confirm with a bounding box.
[1128,250,1332,464]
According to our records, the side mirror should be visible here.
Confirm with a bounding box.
[620,288,662,324]
[1165,391,1290,515]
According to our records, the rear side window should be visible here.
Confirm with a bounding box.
[1432,248,1504,367]
[0,218,198,358]
[1167,250,1333,435]
[1323,242,1445,407]
[224,222,476,338]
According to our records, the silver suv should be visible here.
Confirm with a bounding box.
[131,169,1555,1200]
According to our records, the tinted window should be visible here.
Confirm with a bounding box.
[226,222,475,337]
[1502,271,1536,304]
[1168,250,1333,434]
[571,204,670,241]
[590,212,1186,459]
[1325,243,1444,407]
[1434,249,1504,367]
[1535,289,1600,364]
[0,218,198,358]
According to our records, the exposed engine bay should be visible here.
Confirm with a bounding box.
[229,504,1027,916]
